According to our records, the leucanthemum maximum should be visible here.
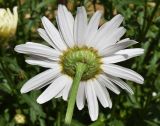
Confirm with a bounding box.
[15,5,144,122]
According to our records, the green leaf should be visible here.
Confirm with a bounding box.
[109,119,124,126]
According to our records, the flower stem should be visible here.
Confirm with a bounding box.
[64,63,86,125]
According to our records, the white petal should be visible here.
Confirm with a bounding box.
[93,79,109,108]
[37,28,59,50]
[108,75,134,94]
[102,64,144,84]
[97,74,120,94]
[21,68,61,93]
[37,74,69,104]
[41,16,67,51]
[92,14,124,47]
[99,40,138,56]
[99,83,112,108]
[74,7,87,46]
[118,38,130,43]
[85,11,102,46]
[76,81,86,110]
[85,80,99,121]
[62,76,73,101]
[55,90,63,98]
[102,55,128,64]
[97,27,126,49]
[35,80,54,90]
[102,48,144,64]
[99,14,124,31]
[57,5,74,47]
[25,42,52,48]
[26,55,55,61]
[116,48,144,56]
[14,42,61,60]
[25,57,60,68]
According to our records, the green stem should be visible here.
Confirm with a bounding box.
[57,112,61,126]
[140,0,160,41]
[0,59,15,95]
[64,63,86,125]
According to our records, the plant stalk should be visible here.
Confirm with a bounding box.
[64,63,86,125]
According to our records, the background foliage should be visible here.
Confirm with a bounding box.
[0,0,160,126]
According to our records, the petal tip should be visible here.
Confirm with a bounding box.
[14,46,18,52]
[62,96,67,101]
[138,76,144,84]
[131,40,139,44]
[117,91,121,95]
[77,105,83,110]
[90,116,98,121]
[140,80,144,84]
[117,14,124,19]
[37,28,42,32]
[109,105,112,109]
[130,92,134,95]
[20,87,27,93]
[41,16,48,22]
[14,45,22,52]
[37,97,44,104]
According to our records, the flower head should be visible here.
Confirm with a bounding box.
[0,6,18,38]
[15,5,144,121]
[14,113,26,124]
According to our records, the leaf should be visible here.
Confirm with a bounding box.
[144,120,160,126]
[30,108,37,123]
[36,0,57,9]
[71,119,85,126]
[39,118,46,126]
[21,93,46,118]
[109,119,124,126]
[0,83,12,94]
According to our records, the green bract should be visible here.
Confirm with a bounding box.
[60,46,102,80]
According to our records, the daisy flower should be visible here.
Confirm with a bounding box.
[15,5,144,123]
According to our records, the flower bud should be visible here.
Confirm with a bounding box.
[14,113,26,124]
[0,6,18,38]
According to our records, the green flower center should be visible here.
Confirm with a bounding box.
[60,46,102,80]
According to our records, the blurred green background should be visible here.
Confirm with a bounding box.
[0,0,160,126]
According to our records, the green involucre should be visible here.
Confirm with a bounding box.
[60,46,102,80]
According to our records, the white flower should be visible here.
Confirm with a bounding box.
[152,92,157,97]
[15,5,144,121]
[0,6,18,38]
